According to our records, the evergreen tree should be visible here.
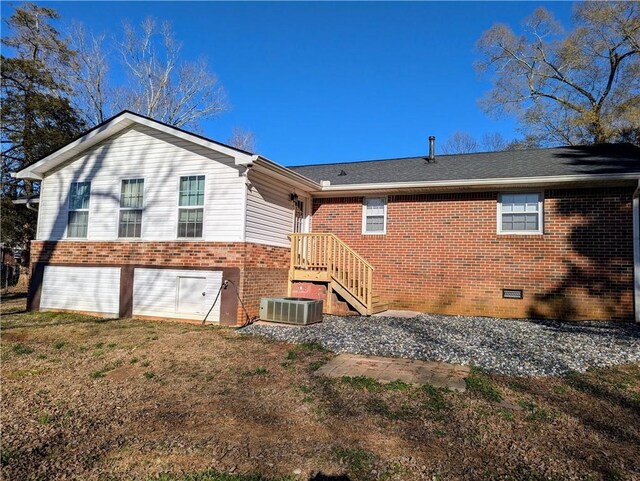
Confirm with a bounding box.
[1,4,85,252]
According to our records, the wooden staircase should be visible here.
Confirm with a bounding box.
[288,233,388,316]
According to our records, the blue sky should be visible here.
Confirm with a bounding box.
[6,1,575,166]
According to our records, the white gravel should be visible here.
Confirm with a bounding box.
[241,314,640,376]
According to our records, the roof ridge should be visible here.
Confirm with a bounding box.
[288,143,640,169]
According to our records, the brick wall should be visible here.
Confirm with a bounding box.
[311,187,635,321]
[29,241,290,324]
[240,243,290,321]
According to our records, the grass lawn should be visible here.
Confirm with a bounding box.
[2,289,639,481]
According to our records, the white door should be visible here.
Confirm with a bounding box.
[133,268,222,322]
[177,276,207,314]
[40,266,120,316]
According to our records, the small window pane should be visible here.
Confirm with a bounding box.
[500,193,541,232]
[69,182,90,210]
[366,216,385,232]
[119,210,142,238]
[179,175,205,207]
[68,211,88,238]
[178,208,203,238]
[121,179,144,208]
[363,198,386,234]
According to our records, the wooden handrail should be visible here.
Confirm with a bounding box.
[289,233,374,313]
[289,233,374,270]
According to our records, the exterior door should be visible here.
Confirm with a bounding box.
[133,269,222,322]
[177,276,207,315]
[293,198,308,233]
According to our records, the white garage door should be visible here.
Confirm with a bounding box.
[40,266,121,316]
[133,268,223,322]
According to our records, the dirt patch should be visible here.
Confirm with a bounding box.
[1,290,639,481]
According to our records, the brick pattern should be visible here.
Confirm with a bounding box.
[30,241,290,325]
[311,187,635,321]
[291,281,353,315]
[240,243,290,320]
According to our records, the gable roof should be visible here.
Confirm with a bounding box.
[13,110,257,180]
[289,144,640,188]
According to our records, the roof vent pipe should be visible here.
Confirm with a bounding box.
[428,136,436,161]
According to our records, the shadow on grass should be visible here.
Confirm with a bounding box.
[309,474,351,480]
[517,369,640,447]
[0,311,120,331]
[0,291,28,301]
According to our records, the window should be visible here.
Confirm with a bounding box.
[178,175,205,238]
[119,179,144,238]
[498,193,543,234]
[362,197,387,234]
[67,181,91,238]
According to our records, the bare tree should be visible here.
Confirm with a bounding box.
[476,3,640,146]
[441,131,479,154]
[228,127,256,152]
[481,132,508,151]
[117,18,227,129]
[68,23,113,125]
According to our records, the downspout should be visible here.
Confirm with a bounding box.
[26,198,38,212]
[633,180,640,323]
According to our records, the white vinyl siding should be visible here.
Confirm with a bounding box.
[40,266,120,315]
[498,193,543,234]
[132,268,222,322]
[245,171,299,247]
[36,125,245,241]
[362,197,387,234]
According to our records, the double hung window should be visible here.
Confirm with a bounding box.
[178,175,205,238]
[119,179,144,238]
[67,182,91,238]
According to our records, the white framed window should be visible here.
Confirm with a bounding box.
[178,175,205,238]
[67,181,91,238]
[119,179,144,238]
[498,192,543,234]
[362,197,387,234]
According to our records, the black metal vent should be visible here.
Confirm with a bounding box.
[502,289,523,299]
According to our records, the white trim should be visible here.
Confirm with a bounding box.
[12,197,40,205]
[240,167,249,242]
[362,196,387,235]
[13,111,256,180]
[251,156,320,192]
[318,173,640,194]
[633,181,640,323]
[176,174,206,240]
[291,193,311,234]
[497,192,544,235]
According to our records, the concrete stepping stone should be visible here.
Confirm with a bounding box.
[315,353,469,391]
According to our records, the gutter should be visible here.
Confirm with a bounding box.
[12,196,40,211]
[251,155,322,191]
[316,172,640,194]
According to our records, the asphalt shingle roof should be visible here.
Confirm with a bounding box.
[288,143,640,186]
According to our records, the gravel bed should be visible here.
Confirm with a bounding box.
[241,314,640,376]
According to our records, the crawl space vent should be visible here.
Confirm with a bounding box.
[502,289,523,299]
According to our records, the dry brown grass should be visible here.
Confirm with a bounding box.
[1,289,639,481]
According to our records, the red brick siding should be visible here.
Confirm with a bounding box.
[240,243,290,320]
[311,187,635,321]
[30,241,290,324]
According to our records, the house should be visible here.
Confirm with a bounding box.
[13,111,640,324]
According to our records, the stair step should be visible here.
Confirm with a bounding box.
[371,303,389,314]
